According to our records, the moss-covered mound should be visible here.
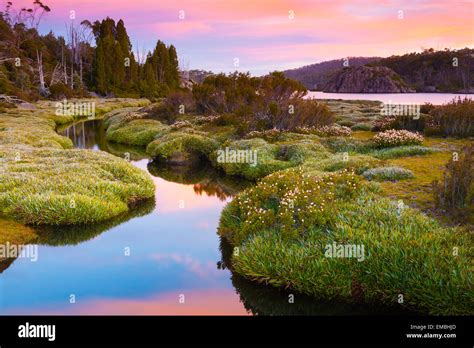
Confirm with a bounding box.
[146,131,219,164]
[0,146,155,225]
[218,168,473,315]
[106,119,169,146]
[0,99,155,225]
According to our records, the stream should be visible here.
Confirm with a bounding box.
[0,117,413,315]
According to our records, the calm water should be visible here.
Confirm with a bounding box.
[0,119,415,315]
[307,91,472,104]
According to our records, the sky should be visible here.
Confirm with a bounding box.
[6,0,474,75]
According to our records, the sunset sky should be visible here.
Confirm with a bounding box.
[8,0,474,75]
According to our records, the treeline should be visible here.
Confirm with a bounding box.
[372,48,473,92]
[284,48,473,93]
[0,1,180,100]
[90,18,179,97]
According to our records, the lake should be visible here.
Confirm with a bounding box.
[0,118,415,315]
[307,92,472,104]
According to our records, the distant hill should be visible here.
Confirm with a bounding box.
[322,66,415,93]
[284,48,474,93]
[371,48,474,93]
[283,57,381,90]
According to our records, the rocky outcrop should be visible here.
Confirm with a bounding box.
[322,66,415,93]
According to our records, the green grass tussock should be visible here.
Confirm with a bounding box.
[146,131,219,163]
[370,145,436,159]
[0,98,155,225]
[362,166,414,181]
[0,147,155,225]
[106,119,169,146]
[218,168,473,315]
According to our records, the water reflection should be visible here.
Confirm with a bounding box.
[148,162,251,201]
[1,118,419,315]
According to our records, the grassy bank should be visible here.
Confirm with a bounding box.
[100,98,472,314]
[0,98,154,225]
[218,168,473,315]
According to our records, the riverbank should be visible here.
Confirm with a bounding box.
[0,98,155,225]
[99,97,472,314]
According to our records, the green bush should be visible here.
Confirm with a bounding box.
[430,97,474,137]
[362,166,414,181]
[373,130,424,148]
[433,144,474,222]
[49,83,73,100]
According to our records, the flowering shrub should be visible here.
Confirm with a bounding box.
[193,115,221,125]
[219,168,362,244]
[372,116,397,131]
[294,125,352,137]
[171,120,193,130]
[244,128,286,141]
[373,129,423,148]
[122,111,145,122]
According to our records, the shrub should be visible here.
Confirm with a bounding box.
[373,130,424,148]
[362,166,414,181]
[429,97,474,137]
[244,128,286,142]
[146,90,195,124]
[171,120,193,130]
[218,168,364,244]
[433,144,473,221]
[420,102,435,114]
[271,99,334,131]
[295,125,351,137]
[49,83,73,100]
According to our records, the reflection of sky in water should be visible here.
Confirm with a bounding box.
[0,158,247,314]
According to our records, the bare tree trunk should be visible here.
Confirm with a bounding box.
[62,46,68,85]
[80,58,83,87]
[36,49,46,92]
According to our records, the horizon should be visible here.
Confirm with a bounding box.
[5,0,474,76]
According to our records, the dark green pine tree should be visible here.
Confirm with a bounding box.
[167,44,180,88]
[93,39,107,94]
[143,57,157,98]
